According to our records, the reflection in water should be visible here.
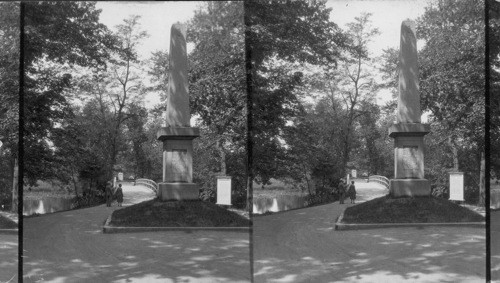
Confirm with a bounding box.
[23,197,74,216]
[492,189,500,209]
[253,195,308,214]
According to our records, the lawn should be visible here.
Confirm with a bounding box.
[110,199,250,227]
[342,195,485,224]
[0,214,17,229]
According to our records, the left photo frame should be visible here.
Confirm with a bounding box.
[21,2,250,282]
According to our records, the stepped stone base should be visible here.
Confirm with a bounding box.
[390,179,430,197]
[158,183,199,201]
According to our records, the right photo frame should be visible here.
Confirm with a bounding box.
[248,0,492,282]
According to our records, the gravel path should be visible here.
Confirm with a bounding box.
[23,182,250,282]
[254,181,486,282]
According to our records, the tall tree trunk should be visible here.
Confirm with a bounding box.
[479,151,485,206]
[217,139,227,176]
[448,137,459,171]
[11,158,18,213]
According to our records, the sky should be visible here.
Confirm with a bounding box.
[327,0,431,57]
[96,2,203,109]
[326,0,432,112]
[96,1,202,60]
[95,1,433,115]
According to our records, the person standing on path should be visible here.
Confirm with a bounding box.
[105,181,113,207]
[115,184,124,207]
[338,179,346,204]
[348,181,356,204]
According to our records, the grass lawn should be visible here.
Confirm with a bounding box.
[110,199,250,227]
[342,195,485,224]
[0,214,17,229]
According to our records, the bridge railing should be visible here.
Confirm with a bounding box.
[368,175,390,190]
[135,178,158,194]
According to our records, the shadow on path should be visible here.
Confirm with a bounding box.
[492,210,500,283]
[23,183,250,282]
[0,234,18,282]
[254,181,485,282]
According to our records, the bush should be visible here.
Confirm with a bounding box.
[72,189,105,209]
[431,185,449,199]
[306,185,338,207]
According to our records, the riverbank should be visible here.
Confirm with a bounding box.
[24,189,105,216]
[0,213,17,229]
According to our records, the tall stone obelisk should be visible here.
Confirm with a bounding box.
[157,23,200,201]
[388,20,430,197]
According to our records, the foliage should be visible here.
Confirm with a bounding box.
[490,0,500,176]
[246,0,345,186]
[417,0,485,203]
[0,2,19,205]
[23,2,113,186]
[188,2,247,208]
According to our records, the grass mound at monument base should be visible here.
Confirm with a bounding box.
[110,198,250,227]
[0,214,17,229]
[342,195,484,224]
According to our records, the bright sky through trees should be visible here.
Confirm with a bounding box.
[327,0,431,115]
[96,2,203,109]
[95,1,432,116]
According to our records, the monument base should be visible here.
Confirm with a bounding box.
[158,183,199,201]
[390,179,430,197]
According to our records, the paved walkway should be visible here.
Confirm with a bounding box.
[23,182,250,282]
[492,210,500,282]
[0,210,18,282]
[0,233,18,283]
[254,180,486,282]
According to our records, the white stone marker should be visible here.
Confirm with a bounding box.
[449,172,464,201]
[216,176,232,205]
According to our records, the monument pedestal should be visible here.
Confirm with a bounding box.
[390,179,430,197]
[157,126,200,201]
[389,123,431,197]
[158,183,199,201]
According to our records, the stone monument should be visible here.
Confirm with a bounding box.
[388,20,431,197]
[157,23,200,201]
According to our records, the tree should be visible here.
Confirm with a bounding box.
[187,1,247,207]
[0,2,20,210]
[23,2,114,185]
[326,13,380,172]
[417,0,485,203]
[245,0,345,186]
[98,14,149,179]
[489,0,500,177]
[189,1,246,176]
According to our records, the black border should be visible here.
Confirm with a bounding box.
[18,2,24,281]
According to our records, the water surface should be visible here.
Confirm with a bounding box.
[253,195,308,214]
[23,197,74,216]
